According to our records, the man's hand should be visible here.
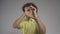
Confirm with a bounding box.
[31,6,38,19]
[24,5,38,19]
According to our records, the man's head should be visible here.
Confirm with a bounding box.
[22,3,38,12]
[22,3,38,17]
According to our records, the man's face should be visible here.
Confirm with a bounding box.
[24,5,36,17]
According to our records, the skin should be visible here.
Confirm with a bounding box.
[13,5,46,34]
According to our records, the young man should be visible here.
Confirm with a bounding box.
[13,3,46,34]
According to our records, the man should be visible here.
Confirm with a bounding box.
[13,3,46,34]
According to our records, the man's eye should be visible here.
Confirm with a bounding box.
[32,8,35,10]
[27,9,30,11]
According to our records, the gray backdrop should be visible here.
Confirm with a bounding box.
[0,0,60,34]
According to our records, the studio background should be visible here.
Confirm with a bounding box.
[0,0,60,34]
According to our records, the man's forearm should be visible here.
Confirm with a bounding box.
[13,14,25,28]
[34,16,46,34]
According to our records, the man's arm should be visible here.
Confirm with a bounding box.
[32,7,46,34]
[34,16,46,34]
[13,14,25,29]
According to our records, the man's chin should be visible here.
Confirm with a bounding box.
[26,16,30,18]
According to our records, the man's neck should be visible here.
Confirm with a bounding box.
[26,16,30,19]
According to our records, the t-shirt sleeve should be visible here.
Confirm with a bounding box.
[17,20,25,29]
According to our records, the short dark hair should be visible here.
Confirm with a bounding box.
[22,3,38,13]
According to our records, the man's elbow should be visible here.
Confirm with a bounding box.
[43,29,46,34]
[42,27,46,34]
[13,23,18,29]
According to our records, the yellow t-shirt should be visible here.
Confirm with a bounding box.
[18,18,41,34]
